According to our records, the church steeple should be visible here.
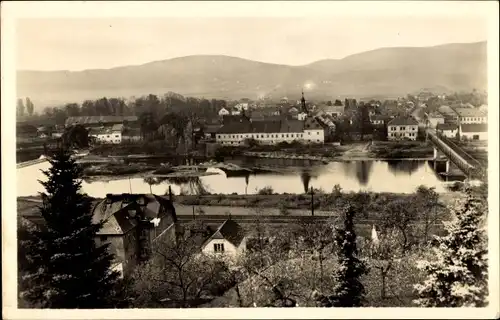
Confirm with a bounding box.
[301,90,307,113]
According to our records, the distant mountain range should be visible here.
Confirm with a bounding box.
[17,41,487,109]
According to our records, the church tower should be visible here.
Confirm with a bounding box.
[301,90,307,114]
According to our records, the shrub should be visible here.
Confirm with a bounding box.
[257,186,274,195]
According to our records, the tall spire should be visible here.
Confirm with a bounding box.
[301,89,307,113]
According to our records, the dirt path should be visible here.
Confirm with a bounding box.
[337,142,373,160]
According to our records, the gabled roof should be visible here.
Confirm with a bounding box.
[387,116,418,126]
[436,123,458,131]
[460,123,488,133]
[92,194,176,235]
[218,118,304,134]
[202,219,245,248]
[453,108,487,118]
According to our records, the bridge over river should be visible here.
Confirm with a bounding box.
[426,128,487,181]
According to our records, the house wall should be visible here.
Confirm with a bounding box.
[96,131,122,144]
[95,234,136,276]
[387,124,418,141]
[438,129,458,138]
[303,129,325,143]
[202,238,239,257]
[216,131,310,145]
[458,116,487,124]
[218,109,230,116]
[428,117,444,128]
[461,131,488,141]
[297,113,307,121]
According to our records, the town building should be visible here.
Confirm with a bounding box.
[452,108,487,125]
[459,123,488,141]
[426,112,445,128]
[297,112,308,121]
[437,105,458,123]
[369,115,389,126]
[216,117,323,145]
[387,116,419,141]
[122,127,142,142]
[230,107,241,115]
[318,105,344,118]
[218,107,230,117]
[436,123,459,139]
[89,123,123,144]
[234,103,249,111]
[200,219,247,260]
[65,116,138,128]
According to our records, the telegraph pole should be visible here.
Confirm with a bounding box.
[310,186,315,216]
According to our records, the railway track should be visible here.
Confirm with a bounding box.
[176,214,443,227]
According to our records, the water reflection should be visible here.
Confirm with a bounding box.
[355,161,373,186]
[387,160,422,176]
[18,159,449,197]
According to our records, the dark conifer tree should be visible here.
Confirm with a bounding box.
[19,148,119,308]
[319,205,368,307]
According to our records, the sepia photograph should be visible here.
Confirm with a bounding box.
[2,1,499,319]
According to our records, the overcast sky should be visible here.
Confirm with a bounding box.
[17,16,488,71]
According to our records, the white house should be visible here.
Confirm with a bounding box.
[234,103,249,111]
[436,123,458,139]
[387,116,419,141]
[426,112,445,128]
[297,112,308,121]
[453,108,487,125]
[201,219,247,260]
[459,123,488,141]
[90,124,123,144]
[231,107,242,115]
[218,108,230,116]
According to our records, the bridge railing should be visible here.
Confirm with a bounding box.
[427,130,486,180]
[436,132,483,169]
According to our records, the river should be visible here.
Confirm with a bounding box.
[17,158,451,197]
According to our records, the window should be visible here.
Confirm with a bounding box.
[266,134,269,138]
[317,132,320,135]
[214,243,225,252]
[308,132,311,135]
[291,134,294,138]
[100,235,108,241]
[286,134,289,138]
[282,134,285,138]
[400,126,405,131]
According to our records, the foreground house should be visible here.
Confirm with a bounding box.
[19,193,179,278]
[387,116,419,141]
[200,219,247,260]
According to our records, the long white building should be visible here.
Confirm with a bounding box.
[215,116,324,145]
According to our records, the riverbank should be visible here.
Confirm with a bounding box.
[174,190,462,213]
